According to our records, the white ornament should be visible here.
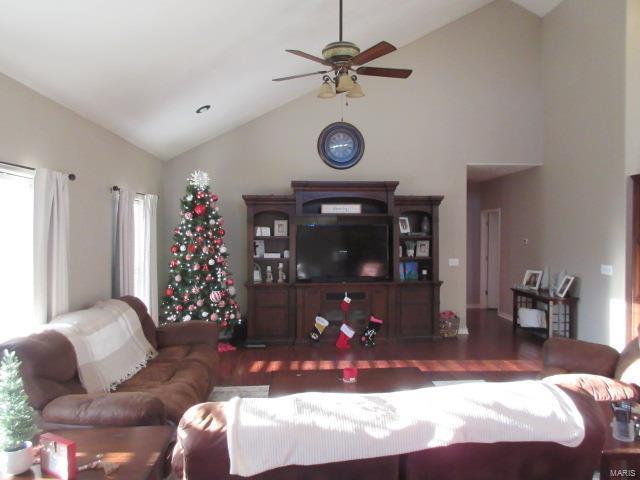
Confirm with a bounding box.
[175,275,182,282]
[209,219,216,225]
[186,194,193,201]
[179,245,186,252]
[220,246,227,254]
[228,286,236,296]
[208,259,215,265]
[201,311,208,318]
[183,315,192,321]
[230,314,235,319]
[188,170,210,189]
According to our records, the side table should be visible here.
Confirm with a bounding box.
[6,426,175,480]
[600,404,640,479]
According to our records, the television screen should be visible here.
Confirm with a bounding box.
[296,224,389,282]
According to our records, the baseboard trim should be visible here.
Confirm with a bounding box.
[466,304,483,309]
[498,310,513,322]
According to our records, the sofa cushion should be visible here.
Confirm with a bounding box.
[155,344,218,373]
[542,373,638,402]
[615,338,640,386]
[115,360,209,423]
[537,367,568,379]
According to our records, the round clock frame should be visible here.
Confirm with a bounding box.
[317,122,365,170]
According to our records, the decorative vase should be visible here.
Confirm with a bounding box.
[0,442,34,475]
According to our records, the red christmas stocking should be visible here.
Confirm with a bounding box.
[336,324,355,350]
[340,294,352,313]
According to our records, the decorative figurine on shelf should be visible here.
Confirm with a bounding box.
[253,264,262,283]
[420,216,430,234]
[277,263,286,283]
[265,265,273,283]
[406,240,416,258]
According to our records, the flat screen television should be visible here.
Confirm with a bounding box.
[296,224,390,282]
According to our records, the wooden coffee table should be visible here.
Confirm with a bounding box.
[269,367,430,397]
[9,426,175,480]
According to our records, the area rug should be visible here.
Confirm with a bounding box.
[432,379,486,387]
[209,385,270,402]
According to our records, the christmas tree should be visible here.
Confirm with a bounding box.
[0,350,38,451]
[160,170,241,329]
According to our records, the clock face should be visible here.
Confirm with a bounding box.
[317,122,364,169]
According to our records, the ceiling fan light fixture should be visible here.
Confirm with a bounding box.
[336,72,354,93]
[317,78,336,99]
[346,77,364,98]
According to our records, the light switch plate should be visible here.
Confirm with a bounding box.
[601,264,613,276]
[448,258,460,267]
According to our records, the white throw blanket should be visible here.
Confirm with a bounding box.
[225,380,585,477]
[48,299,157,393]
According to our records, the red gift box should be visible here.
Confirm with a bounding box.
[40,433,77,479]
[343,367,358,383]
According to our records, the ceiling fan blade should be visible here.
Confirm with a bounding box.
[356,66,412,79]
[285,49,331,66]
[272,71,329,82]
[351,41,396,66]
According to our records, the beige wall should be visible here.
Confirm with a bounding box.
[162,0,544,331]
[0,72,163,312]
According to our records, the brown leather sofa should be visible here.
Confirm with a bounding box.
[0,296,219,428]
[539,337,640,403]
[171,387,606,480]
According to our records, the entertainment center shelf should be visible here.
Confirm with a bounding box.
[243,181,443,344]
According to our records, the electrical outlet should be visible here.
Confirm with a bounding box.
[448,258,460,267]
[601,264,613,276]
[523,238,529,245]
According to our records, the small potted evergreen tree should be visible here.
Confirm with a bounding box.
[0,350,38,475]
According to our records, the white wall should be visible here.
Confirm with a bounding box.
[162,0,544,331]
[0,72,163,312]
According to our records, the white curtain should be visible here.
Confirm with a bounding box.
[112,188,135,298]
[33,168,70,324]
[137,194,158,324]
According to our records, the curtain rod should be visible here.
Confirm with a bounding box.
[0,160,76,180]
[112,185,154,197]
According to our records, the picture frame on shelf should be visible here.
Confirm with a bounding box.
[416,240,430,257]
[404,261,419,280]
[253,263,262,283]
[399,216,411,234]
[556,275,575,298]
[274,219,288,237]
[253,240,265,258]
[522,269,543,290]
[256,226,271,237]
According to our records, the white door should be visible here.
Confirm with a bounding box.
[480,210,500,309]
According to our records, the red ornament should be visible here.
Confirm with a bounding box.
[196,237,204,244]
[210,312,219,321]
[218,219,224,226]
[221,320,228,328]
[218,228,225,236]
[188,244,197,253]
[226,278,234,286]
[170,245,178,253]
[218,300,226,308]
[216,256,225,264]
[210,291,223,302]
[197,191,206,199]
[176,305,184,312]
[202,264,209,272]
[174,227,180,234]
[214,238,223,246]
[205,274,213,282]
[195,225,204,233]
[194,204,206,216]
[169,260,178,268]
[211,194,219,202]
[193,263,201,271]
[165,288,174,296]
[185,254,192,261]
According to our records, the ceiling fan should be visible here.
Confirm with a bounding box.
[272,0,413,98]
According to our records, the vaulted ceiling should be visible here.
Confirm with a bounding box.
[0,0,560,160]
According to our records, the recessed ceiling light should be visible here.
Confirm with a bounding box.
[196,105,211,114]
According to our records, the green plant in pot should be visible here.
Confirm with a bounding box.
[0,350,38,475]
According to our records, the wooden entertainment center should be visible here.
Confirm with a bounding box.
[243,181,443,344]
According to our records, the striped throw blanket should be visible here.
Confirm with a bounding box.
[225,380,585,477]
[48,299,157,393]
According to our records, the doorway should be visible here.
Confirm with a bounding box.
[480,209,500,310]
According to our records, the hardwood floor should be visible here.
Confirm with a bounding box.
[218,309,545,386]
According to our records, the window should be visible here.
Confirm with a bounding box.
[0,164,35,341]
[133,195,146,306]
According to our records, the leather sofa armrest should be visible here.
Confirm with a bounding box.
[156,321,219,349]
[42,393,166,427]
[542,338,619,377]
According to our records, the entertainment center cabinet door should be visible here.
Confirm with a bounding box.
[396,286,435,338]
[249,287,293,342]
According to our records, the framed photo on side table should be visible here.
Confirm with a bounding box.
[556,275,575,298]
[522,270,543,290]
[399,217,411,234]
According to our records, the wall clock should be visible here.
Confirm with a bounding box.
[317,122,364,169]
